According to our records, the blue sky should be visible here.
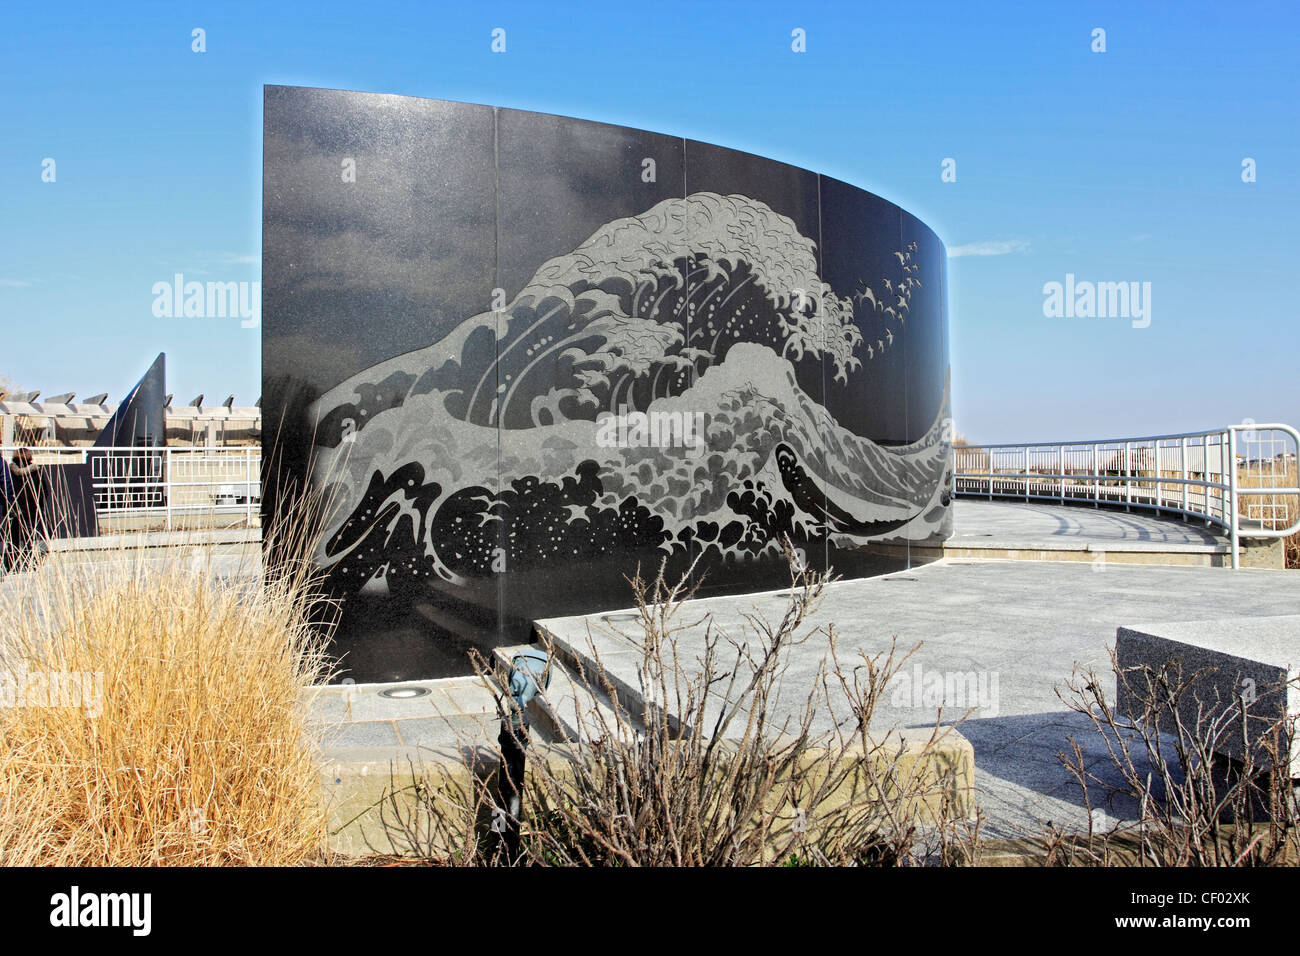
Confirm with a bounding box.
[1,0,1296,442]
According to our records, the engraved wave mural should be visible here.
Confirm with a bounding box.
[305,191,951,597]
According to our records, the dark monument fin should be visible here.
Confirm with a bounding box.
[94,352,166,448]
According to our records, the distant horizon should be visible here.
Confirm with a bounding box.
[2,0,1296,443]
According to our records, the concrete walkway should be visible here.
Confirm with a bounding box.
[939,499,1283,567]
[537,558,1300,840]
[950,498,1226,550]
[303,677,498,760]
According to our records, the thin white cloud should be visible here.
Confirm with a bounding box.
[182,252,259,266]
[0,279,33,288]
[947,239,1031,258]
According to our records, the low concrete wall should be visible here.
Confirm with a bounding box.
[39,527,260,566]
[886,538,1284,569]
[1116,616,1300,774]
[320,745,496,860]
[97,512,260,534]
[320,725,975,860]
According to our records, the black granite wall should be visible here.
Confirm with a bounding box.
[263,86,952,682]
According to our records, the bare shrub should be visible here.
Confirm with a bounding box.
[380,542,978,866]
[1045,650,1299,866]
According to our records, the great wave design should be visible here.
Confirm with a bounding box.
[304,191,951,598]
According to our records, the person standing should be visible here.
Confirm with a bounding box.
[0,453,13,570]
[3,448,43,571]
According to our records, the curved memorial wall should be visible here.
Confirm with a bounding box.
[262,85,952,681]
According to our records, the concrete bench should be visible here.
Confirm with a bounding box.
[1116,616,1300,775]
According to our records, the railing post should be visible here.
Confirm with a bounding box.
[165,447,172,531]
[1124,441,1132,512]
[1058,445,1065,503]
[1154,442,1162,513]
[1023,446,1029,501]
[1205,435,1217,526]
[246,448,253,527]
[1228,428,1240,569]
[1093,443,1100,507]
[1180,436,1188,517]
[1220,432,1230,524]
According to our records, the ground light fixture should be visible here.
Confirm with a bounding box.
[377,686,431,699]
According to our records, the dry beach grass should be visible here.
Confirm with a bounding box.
[1236,459,1299,568]
[0,516,334,865]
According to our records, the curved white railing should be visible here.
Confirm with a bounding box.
[953,424,1300,569]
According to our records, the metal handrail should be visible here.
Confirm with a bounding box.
[953,423,1300,569]
[1,445,261,530]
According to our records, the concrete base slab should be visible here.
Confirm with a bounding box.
[302,676,505,857]
[536,560,1300,839]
